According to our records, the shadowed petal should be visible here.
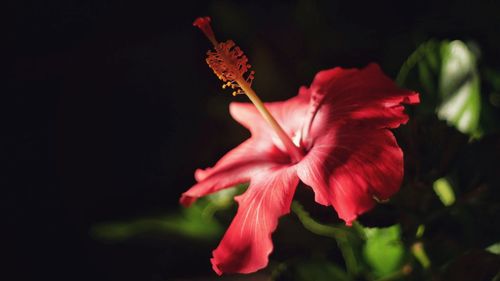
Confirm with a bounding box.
[211,165,299,274]
[229,102,271,138]
[297,128,404,225]
[294,64,418,224]
[180,139,289,206]
[229,93,310,151]
[302,64,419,142]
[181,93,308,207]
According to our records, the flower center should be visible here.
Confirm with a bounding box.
[193,16,304,163]
[292,130,302,147]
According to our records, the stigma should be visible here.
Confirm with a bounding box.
[193,17,218,46]
[193,17,255,96]
[193,16,304,162]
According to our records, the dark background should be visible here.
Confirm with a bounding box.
[8,1,500,280]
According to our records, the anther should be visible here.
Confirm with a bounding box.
[193,16,304,162]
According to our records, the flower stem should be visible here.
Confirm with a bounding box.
[193,17,303,161]
[411,242,431,269]
[291,201,360,277]
[237,79,304,162]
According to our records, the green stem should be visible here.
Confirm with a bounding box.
[411,242,431,269]
[198,19,303,162]
[291,201,359,276]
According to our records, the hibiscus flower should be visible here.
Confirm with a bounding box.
[182,17,419,275]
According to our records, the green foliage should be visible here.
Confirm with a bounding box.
[398,40,483,138]
[438,41,482,137]
[433,177,456,206]
[91,184,249,242]
[363,225,405,277]
[486,243,500,255]
[91,199,223,241]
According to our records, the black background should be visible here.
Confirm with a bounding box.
[8,1,500,280]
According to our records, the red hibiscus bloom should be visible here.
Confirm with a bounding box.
[183,17,419,275]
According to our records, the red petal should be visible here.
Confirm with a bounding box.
[297,128,404,225]
[294,64,418,224]
[181,97,307,206]
[229,102,271,139]
[211,166,299,274]
[180,139,289,206]
[303,64,419,141]
[229,94,310,151]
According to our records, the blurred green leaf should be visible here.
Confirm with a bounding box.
[207,183,248,208]
[92,184,248,242]
[363,225,405,277]
[438,41,482,137]
[486,242,500,255]
[416,224,426,239]
[412,242,431,269]
[433,177,456,206]
[91,199,223,242]
[398,40,483,138]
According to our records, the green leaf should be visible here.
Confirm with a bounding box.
[433,177,456,206]
[363,225,405,277]
[417,59,436,95]
[91,199,223,242]
[438,41,482,137]
[411,242,431,269]
[207,183,248,207]
[486,242,500,255]
[398,40,483,138]
[91,185,248,242]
